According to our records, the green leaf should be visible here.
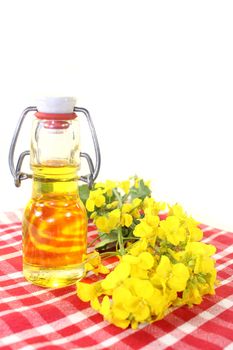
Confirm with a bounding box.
[95,231,118,250]
[95,238,117,250]
[129,179,151,200]
[79,184,90,204]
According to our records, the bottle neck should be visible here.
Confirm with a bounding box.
[31,164,80,199]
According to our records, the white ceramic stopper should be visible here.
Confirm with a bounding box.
[37,96,76,113]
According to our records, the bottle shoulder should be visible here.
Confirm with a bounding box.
[23,194,87,219]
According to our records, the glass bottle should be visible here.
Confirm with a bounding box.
[22,97,88,288]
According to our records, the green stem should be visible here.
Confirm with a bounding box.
[112,189,125,255]
[117,227,125,255]
[122,193,130,202]
[112,188,123,208]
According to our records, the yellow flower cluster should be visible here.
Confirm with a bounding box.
[77,178,217,329]
[86,179,143,235]
[77,238,216,329]
[84,251,110,275]
[173,241,217,306]
[95,209,121,234]
[86,188,106,212]
[90,200,141,234]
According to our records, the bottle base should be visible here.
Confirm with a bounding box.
[23,263,86,288]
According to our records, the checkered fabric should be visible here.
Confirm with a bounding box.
[0,210,232,350]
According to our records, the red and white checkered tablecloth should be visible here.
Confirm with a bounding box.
[0,210,233,350]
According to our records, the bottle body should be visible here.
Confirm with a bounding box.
[22,164,87,287]
[22,106,87,288]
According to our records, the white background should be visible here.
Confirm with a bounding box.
[0,0,232,231]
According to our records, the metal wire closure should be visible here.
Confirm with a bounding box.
[8,106,101,188]
[9,106,37,187]
[74,107,101,188]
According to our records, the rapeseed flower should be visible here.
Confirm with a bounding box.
[95,180,117,197]
[119,180,130,194]
[77,177,217,330]
[84,251,110,275]
[86,189,106,212]
[158,216,186,246]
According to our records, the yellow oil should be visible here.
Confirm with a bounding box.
[22,164,87,287]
